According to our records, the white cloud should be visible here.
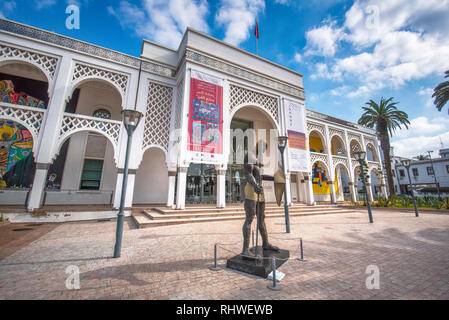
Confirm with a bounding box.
[305,22,344,57]
[391,116,449,157]
[0,0,16,18]
[274,0,288,4]
[215,0,265,46]
[35,0,56,10]
[307,0,449,96]
[109,0,209,49]
[293,53,302,63]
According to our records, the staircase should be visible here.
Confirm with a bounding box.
[132,203,355,229]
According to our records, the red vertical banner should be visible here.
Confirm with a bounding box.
[187,70,223,163]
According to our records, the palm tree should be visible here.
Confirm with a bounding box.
[358,97,410,196]
[433,70,449,114]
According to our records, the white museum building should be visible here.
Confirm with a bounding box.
[0,19,387,213]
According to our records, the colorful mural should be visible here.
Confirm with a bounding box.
[0,121,34,188]
[0,80,46,109]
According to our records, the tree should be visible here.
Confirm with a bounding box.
[414,154,429,161]
[433,70,449,115]
[358,97,410,196]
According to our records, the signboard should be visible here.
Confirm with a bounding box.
[187,70,224,164]
[285,99,309,172]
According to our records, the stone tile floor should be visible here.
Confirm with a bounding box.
[0,210,448,300]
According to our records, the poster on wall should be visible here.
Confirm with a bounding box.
[187,70,224,164]
[285,99,309,172]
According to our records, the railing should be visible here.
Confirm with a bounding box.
[59,112,122,145]
[0,102,46,143]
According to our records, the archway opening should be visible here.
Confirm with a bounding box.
[331,135,346,156]
[366,144,378,162]
[0,61,49,108]
[0,120,35,205]
[134,147,168,205]
[226,105,278,204]
[309,131,326,153]
[44,131,117,206]
[311,161,332,202]
[334,163,350,201]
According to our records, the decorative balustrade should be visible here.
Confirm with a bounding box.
[310,152,329,168]
[0,102,46,146]
[58,112,122,148]
[332,155,349,168]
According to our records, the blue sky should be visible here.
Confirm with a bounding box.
[1,0,448,158]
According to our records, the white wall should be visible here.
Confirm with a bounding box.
[133,148,168,204]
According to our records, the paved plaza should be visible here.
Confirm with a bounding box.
[0,210,448,300]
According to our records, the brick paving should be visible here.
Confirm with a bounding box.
[0,210,448,300]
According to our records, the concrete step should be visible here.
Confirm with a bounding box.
[133,207,356,228]
[153,204,339,215]
[143,207,351,221]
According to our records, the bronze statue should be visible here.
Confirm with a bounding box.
[241,150,284,256]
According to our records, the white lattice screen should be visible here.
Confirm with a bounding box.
[142,82,173,152]
[173,78,184,131]
[59,113,121,145]
[229,85,279,123]
[0,103,45,146]
[71,63,128,96]
[0,44,58,79]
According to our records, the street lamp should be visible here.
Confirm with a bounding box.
[401,159,419,217]
[427,151,441,200]
[354,150,373,223]
[278,135,290,233]
[113,109,143,258]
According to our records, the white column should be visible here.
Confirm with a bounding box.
[175,166,188,210]
[216,169,226,208]
[304,174,315,206]
[349,181,357,202]
[113,170,136,209]
[328,181,337,204]
[27,55,73,211]
[166,170,177,208]
[296,173,302,203]
[323,125,336,204]
[27,163,50,211]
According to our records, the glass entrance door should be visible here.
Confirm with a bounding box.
[226,118,254,203]
[186,163,216,204]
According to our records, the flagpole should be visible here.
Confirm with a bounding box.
[256,37,258,56]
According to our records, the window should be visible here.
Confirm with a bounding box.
[412,168,419,177]
[399,170,405,177]
[447,165,449,174]
[92,108,111,119]
[427,167,434,175]
[80,159,103,190]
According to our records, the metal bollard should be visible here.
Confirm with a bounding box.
[297,238,307,262]
[267,256,282,291]
[209,243,220,271]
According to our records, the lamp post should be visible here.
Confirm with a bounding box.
[401,159,419,217]
[278,135,290,233]
[354,151,373,223]
[426,150,441,200]
[113,109,143,258]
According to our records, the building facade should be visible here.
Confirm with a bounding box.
[0,19,386,212]
[390,149,449,197]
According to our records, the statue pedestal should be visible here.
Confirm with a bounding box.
[226,246,290,278]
